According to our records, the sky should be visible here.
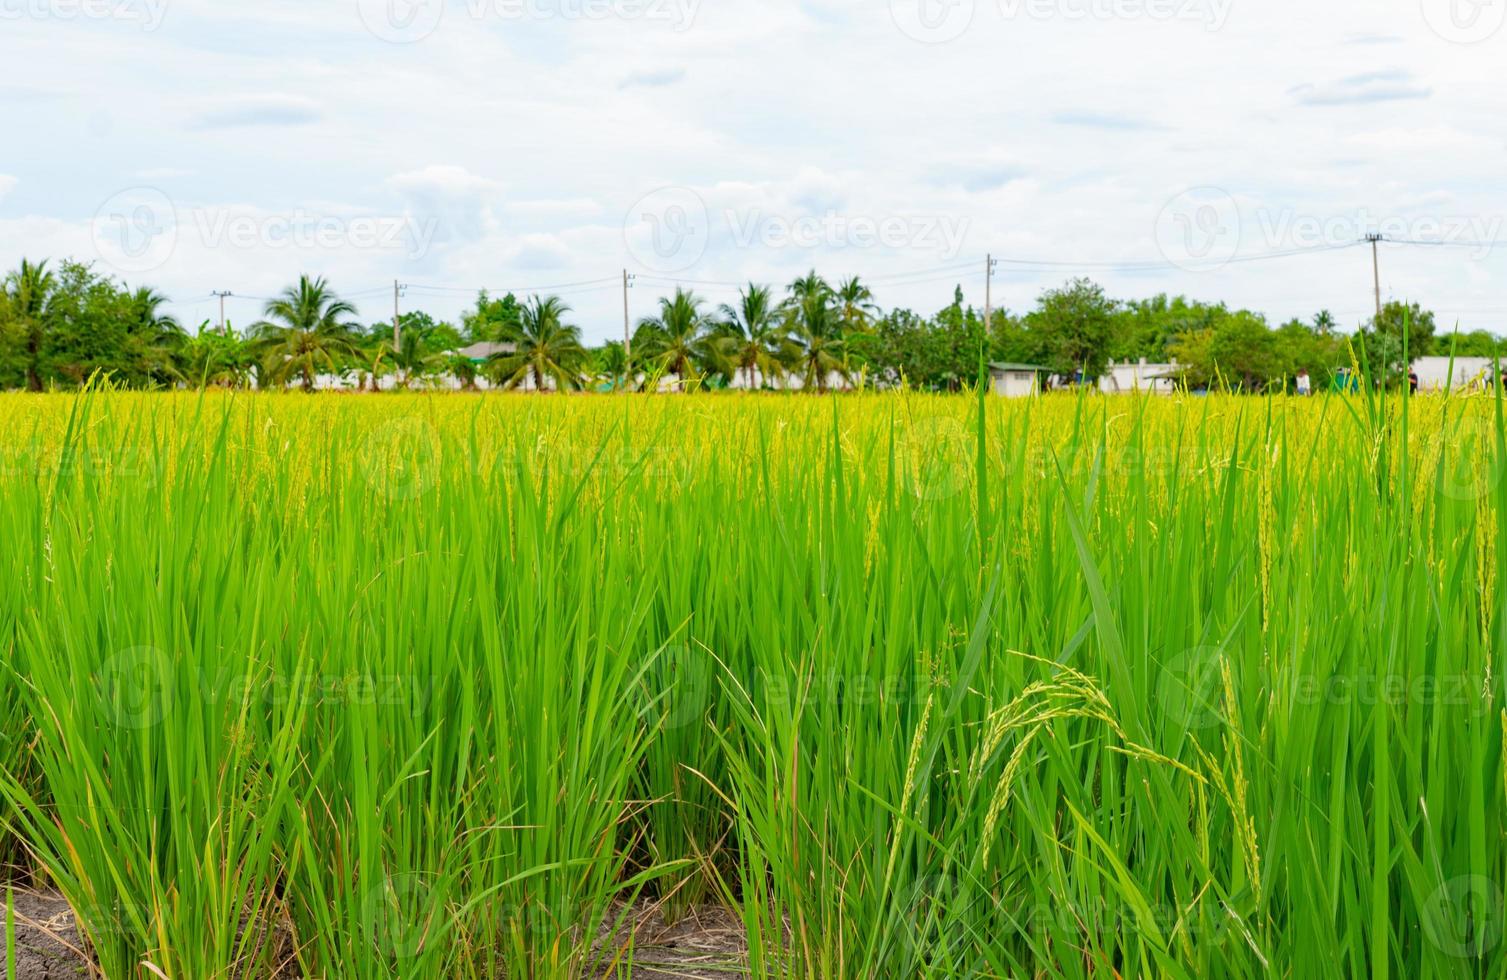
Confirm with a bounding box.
[2,0,1505,343]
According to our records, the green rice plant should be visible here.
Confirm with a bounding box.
[0,385,1500,979]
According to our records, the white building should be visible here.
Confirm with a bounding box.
[989,363,1043,398]
[721,368,857,391]
[1100,359,1179,395]
[1412,356,1496,392]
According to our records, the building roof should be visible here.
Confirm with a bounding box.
[456,341,517,362]
[989,362,1047,373]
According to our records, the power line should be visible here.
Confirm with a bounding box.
[988,240,1363,272]
[404,277,620,294]
[1385,238,1506,249]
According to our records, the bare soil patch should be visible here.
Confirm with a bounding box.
[5,890,747,978]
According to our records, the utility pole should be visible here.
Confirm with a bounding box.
[1366,233,1383,324]
[212,291,232,335]
[392,280,407,350]
[983,254,995,332]
[622,269,635,383]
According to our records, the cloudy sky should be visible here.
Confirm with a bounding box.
[2,0,1505,341]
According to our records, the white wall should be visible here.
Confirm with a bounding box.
[991,372,1038,398]
[1100,360,1178,395]
[1412,357,1495,392]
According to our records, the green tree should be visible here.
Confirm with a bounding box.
[717,284,788,389]
[780,273,850,391]
[834,276,878,334]
[1025,278,1117,380]
[181,326,253,388]
[1275,318,1344,388]
[39,261,140,386]
[636,288,720,385]
[1209,311,1279,391]
[1167,327,1218,389]
[586,341,629,390]
[1449,329,1505,358]
[1364,301,1436,381]
[2,259,58,391]
[250,276,362,391]
[1111,294,1226,363]
[929,286,988,391]
[123,287,185,387]
[463,290,524,342]
[487,295,586,392]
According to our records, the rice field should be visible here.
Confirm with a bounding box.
[0,386,1502,979]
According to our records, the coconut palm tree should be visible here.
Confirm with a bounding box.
[124,287,185,385]
[637,288,721,387]
[717,283,788,390]
[352,336,394,392]
[250,276,361,391]
[390,328,448,389]
[834,276,878,334]
[487,295,586,392]
[2,259,57,391]
[783,272,849,392]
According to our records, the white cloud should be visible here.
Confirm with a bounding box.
[0,0,1503,337]
[1290,69,1433,106]
[187,94,323,130]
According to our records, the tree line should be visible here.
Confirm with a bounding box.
[1,256,1497,392]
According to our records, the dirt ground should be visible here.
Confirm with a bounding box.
[6,889,87,979]
[4,889,747,979]
[595,901,748,978]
